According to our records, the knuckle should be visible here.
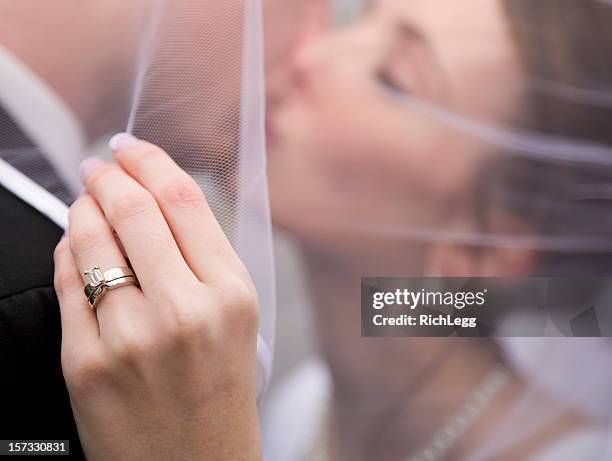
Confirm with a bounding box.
[111,338,147,364]
[158,176,206,210]
[172,302,209,339]
[54,269,82,298]
[53,238,68,263]
[107,323,154,363]
[63,351,108,395]
[109,190,155,222]
[86,164,115,189]
[226,272,258,307]
[70,227,110,256]
[217,273,259,332]
[161,293,212,343]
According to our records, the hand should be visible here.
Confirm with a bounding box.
[53,136,262,461]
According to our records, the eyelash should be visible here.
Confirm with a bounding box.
[376,68,409,98]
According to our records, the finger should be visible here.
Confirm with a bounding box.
[79,157,196,294]
[53,235,100,351]
[110,134,243,283]
[68,194,144,333]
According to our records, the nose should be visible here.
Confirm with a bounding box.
[288,19,380,101]
[288,33,331,101]
[266,11,329,110]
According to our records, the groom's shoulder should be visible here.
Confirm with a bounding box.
[0,186,84,455]
[0,182,63,366]
[0,184,63,300]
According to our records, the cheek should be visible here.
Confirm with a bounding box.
[370,111,484,204]
[271,93,369,179]
[268,76,485,241]
[420,128,485,205]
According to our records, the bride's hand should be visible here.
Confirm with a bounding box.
[53,136,262,461]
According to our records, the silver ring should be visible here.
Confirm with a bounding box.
[105,276,138,291]
[83,266,139,310]
[103,267,136,283]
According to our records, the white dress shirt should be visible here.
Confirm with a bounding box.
[0,45,86,228]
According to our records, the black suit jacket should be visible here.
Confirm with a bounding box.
[0,108,85,459]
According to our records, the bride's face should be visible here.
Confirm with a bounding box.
[267,0,523,260]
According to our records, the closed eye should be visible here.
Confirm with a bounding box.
[377,19,439,99]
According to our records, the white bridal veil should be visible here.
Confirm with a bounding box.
[262,0,612,460]
[0,0,275,398]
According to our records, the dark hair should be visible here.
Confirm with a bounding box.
[476,0,612,276]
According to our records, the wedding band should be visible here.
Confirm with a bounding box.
[103,267,136,283]
[105,276,138,290]
[83,266,139,310]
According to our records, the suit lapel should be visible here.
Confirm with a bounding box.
[0,105,73,204]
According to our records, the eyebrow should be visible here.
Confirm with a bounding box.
[396,20,427,45]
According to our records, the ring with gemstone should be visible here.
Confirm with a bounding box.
[83,266,139,309]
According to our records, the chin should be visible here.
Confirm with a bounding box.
[269,197,305,237]
[270,205,320,247]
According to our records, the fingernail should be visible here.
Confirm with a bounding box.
[108,132,140,151]
[79,156,106,183]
